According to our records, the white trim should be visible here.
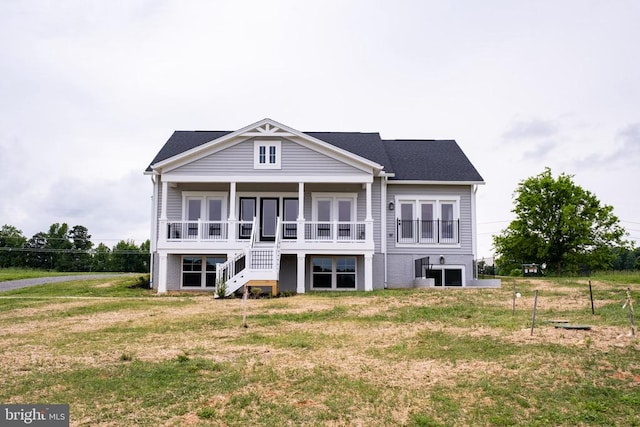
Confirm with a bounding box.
[151,118,384,175]
[179,255,227,289]
[311,192,358,222]
[161,174,373,184]
[253,140,281,169]
[181,191,228,220]
[389,180,485,185]
[394,195,461,248]
[310,256,358,290]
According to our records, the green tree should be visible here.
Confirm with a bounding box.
[111,240,149,273]
[69,225,93,271]
[0,225,27,267]
[25,231,51,269]
[493,168,629,275]
[91,242,112,272]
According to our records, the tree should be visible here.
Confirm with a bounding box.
[110,240,149,273]
[69,225,93,271]
[493,168,629,275]
[0,225,27,268]
[91,243,112,272]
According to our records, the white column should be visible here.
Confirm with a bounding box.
[228,182,237,220]
[160,180,168,220]
[365,181,374,244]
[364,253,373,291]
[228,182,237,241]
[158,252,168,293]
[297,254,306,294]
[297,182,305,244]
[365,182,373,221]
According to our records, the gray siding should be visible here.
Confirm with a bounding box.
[384,184,475,287]
[278,255,297,292]
[169,138,367,177]
[386,184,474,255]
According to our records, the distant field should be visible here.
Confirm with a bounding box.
[0,275,638,426]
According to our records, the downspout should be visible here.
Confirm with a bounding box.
[149,174,158,289]
[472,184,478,279]
[381,175,388,288]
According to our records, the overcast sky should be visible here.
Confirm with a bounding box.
[1,0,638,258]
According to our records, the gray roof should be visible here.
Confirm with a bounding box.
[382,139,484,181]
[147,129,484,182]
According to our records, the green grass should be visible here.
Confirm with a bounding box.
[0,268,87,282]
[1,277,639,425]
[0,275,152,297]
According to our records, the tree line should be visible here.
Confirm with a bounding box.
[0,223,149,273]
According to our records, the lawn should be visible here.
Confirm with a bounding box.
[0,274,639,426]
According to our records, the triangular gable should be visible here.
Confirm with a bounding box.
[149,118,385,175]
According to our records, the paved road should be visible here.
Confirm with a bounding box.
[0,274,134,292]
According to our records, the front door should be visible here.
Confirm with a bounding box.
[260,198,279,241]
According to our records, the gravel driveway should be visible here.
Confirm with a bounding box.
[0,274,134,292]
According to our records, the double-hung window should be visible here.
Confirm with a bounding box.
[254,140,281,169]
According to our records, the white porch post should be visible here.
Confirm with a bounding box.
[158,252,168,293]
[160,180,168,244]
[365,182,374,244]
[365,182,373,221]
[228,182,237,241]
[297,254,306,294]
[364,253,373,291]
[297,182,305,243]
[161,181,168,220]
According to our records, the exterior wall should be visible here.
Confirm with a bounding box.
[372,253,385,289]
[168,138,367,177]
[386,253,473,288]
[385,183,475,287]
[278,255,297,292]
[166,254,182,291]
[386,184,474,255]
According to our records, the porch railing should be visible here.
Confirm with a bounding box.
[304,221,367,242]
[397,219,459,244]
[164,220,367,243]
[166,221,228,241]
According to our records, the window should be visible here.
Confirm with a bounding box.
[254,140,281,169]
[283,198,298,239]
[395,196,459,245]
[311,256,357,290]
[425,267,464,287]
[181,256,226,288]
[311,193,357,240]
[182,192,227,240]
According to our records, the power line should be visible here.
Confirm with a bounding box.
[0,247,148,255]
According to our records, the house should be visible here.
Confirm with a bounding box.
[145,118,499,295]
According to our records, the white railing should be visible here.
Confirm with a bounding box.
[165,220,228,241]
[304,221,367,242]
[163,219,368,243]
[215,217,282,297]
